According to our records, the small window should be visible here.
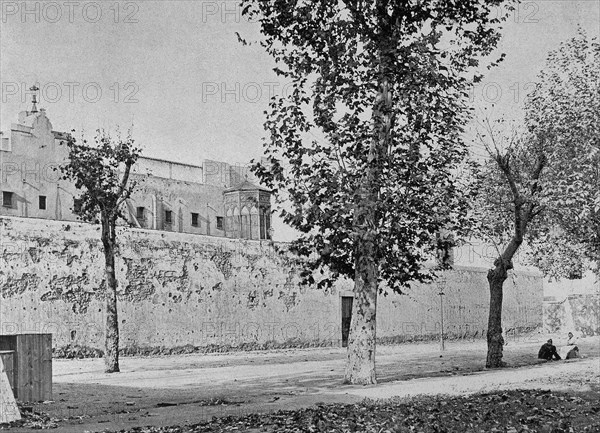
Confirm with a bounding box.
[39,195,47,210]
[2,191,14,208]
[165,210,172,224]
[0,137,10,152]
[191,212,199,227]
[216,216,224,230]
[73,198,82,213]
[136,206,145,220]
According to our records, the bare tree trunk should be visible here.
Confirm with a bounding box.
[102,217,120,373]
[486,264,508,368]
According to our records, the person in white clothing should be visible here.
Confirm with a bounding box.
[558,331,580,360]
[567,331,579,346]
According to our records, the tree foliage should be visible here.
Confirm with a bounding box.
[59,129,140,225]
[242,0,512,292]
[525,30,600,277]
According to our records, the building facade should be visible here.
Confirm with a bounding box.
[0,104,272,240]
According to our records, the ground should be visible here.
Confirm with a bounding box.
[2,334,599,432]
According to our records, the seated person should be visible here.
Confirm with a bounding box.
[538,339,561,361]
[559,331,580,359]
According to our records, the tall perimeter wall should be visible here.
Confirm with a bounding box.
[0,216,543,352]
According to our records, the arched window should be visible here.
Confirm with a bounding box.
[250,206,259,239]
[226,208,234,234]
[241,206,250,239]
[233,207,240,237]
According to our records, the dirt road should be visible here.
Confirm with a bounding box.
[9,335,600,433]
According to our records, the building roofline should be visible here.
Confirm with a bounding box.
[139,155,203,170]
[8,110,264,176]
[224,180,272,193]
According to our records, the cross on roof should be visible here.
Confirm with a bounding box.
[29,85,40,113]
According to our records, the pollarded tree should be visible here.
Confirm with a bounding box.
[241,0,514,384]
[472,120,548,368]
[58,129,140,373]
[473,30,599,367]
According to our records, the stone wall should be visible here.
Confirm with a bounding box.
[0,216,543,352]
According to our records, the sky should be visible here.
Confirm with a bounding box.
[1,0,599,241]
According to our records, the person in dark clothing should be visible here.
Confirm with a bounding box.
[538,339,561,361]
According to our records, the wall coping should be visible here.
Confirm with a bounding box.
[1,215,542,279]
[0,215,284,249]
[452,264,542,278]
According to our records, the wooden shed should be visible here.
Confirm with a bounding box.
[0,334,52,402]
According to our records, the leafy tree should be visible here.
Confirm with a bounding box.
[473,30,599,367]
[526,30,600,278]
[241,0,513,384]
[58,129,140,373]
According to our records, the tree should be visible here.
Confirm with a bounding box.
[58,129,140,373]
[472,121,548,368]
[241,0,513,384]
[473,30,599,367]
[526,30,600,278]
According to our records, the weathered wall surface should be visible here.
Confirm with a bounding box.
[0,216,543,352]
[543,294,600,336]
[377,267,542,342]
